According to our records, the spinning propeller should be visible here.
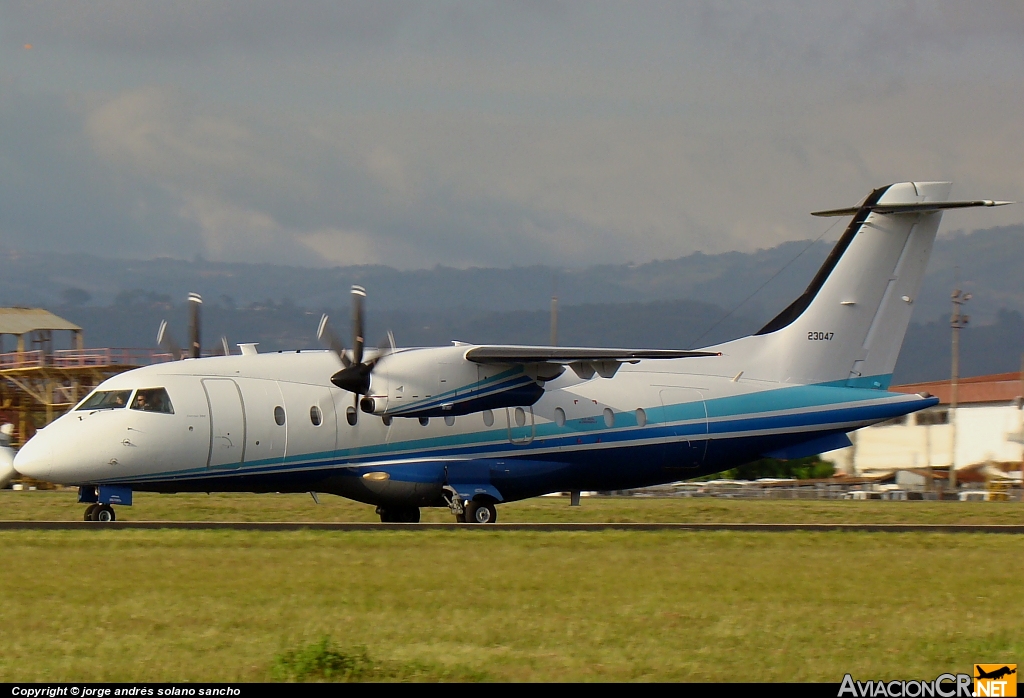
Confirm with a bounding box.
[318,285,396,423]
[157,293,229,359]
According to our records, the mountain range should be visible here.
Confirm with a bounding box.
[5,224,1024,385]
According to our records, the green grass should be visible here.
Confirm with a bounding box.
[2,489,1023,524]
[0,529,1021,682]
[270,636,488,681]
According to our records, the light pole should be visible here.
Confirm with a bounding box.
[948,287,971,495]
[550,295,558,347]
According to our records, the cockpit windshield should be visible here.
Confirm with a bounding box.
[131,388,174,414]
[77,390,132,411]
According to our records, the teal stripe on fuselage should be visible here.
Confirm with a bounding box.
[703,377,898,421]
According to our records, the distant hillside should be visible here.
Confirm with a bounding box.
[7,224,1024,384]
[891,309,1024,385]
[51,297,762,354]
[2,225,1022,329]
[34,294,1024,387]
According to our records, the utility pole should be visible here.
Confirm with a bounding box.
[550,273,559,348]
[1020,353,1024,502]
[549,295,558,347]
[948,287,971,495]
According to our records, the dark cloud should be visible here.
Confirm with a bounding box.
[0,86,205,258]
[4,1,413,55]
[0,3,1021,269]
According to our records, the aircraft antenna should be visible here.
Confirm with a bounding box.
[685,216,842,349]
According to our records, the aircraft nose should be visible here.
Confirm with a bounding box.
[13,434,53,480]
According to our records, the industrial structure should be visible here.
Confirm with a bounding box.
[0,308,169,448]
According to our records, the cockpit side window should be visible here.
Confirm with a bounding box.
[77,390,133,411]
[130,388,174,414]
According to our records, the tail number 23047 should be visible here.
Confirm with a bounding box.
[808,331,834,341]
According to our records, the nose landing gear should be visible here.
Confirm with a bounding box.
[83,503,116,522]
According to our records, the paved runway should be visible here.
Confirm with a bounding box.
[1,521,1023,532]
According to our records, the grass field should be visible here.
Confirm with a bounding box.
[1,528,1020,682]
[2,488,1024,524]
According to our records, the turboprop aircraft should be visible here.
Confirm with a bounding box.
[11,182,1012,522]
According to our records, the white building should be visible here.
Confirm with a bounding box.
[824,372,1024,478]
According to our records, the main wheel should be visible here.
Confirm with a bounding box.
[463,501,497,524]
[95,504,116,522]
[377,506,419,523]
[83,504,100,521]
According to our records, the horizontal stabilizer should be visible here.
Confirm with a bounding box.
[812,200,1013,217]
[465,346,720,364]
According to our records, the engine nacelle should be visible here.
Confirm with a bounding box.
[358,345,547,418]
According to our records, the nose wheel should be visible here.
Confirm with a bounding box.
[84,504,116,522]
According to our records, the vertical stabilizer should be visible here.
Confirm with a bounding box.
[718,182,955,388]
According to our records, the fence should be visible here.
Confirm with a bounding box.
[0,349,175,369]
[616,481,1024,501]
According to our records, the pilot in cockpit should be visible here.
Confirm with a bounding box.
[133,392,149,411]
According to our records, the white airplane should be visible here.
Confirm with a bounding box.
[11,182,1011,522]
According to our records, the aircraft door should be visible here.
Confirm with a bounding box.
[658,388,708,469]
[506,406,535,445]
[237,379,286,467]
[278,381,338,459]
[203,378,246,469]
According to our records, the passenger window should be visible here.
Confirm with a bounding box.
[554,407,566,427]
[78,390,132,411]
[603,408,615,428]
[346,406,357,426]
[310,405,323,426]
[514,407,526,427]
[274,406,286,426]
[130,388,174,414]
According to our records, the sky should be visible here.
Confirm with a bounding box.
[2,1,1023,269]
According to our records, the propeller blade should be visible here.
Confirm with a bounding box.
[317,314,351,367]
[351,285,365,366]
[156,320,183,360]
[212,336,230,356]
[377,330,397,357]
[187,292,202,359]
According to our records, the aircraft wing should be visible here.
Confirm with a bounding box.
[464,346,720,363]
[464,345,719,380]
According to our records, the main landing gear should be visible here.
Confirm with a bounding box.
[461,501,497,524]
[441,485,498,524]
[376,506,420,523]
[83,503,116,522]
